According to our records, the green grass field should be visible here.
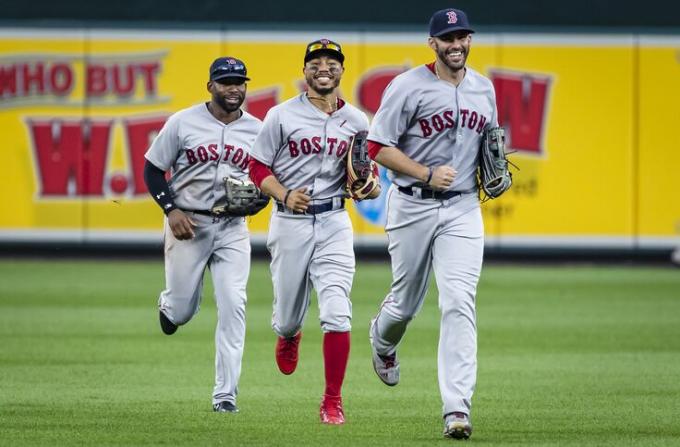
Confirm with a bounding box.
[1,259,679,446]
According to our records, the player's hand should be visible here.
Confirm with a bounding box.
[167,209,197,240]
[285,187,311,213]
[428,165,457,191]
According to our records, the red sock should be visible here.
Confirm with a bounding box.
[323,331,350,398]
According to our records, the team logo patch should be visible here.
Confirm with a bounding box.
[446,10,458,24]
[227,58,237,64]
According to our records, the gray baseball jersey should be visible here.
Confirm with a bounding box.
[368,65,497,190]
[145,103,261,210]
[250,92,369,336]
[368,63,497,419]
[146,102,262,407]
[250,93,370,199]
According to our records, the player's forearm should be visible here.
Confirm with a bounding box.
[259,175,289,203]
[373,146,430,183]
[143,160,177,215]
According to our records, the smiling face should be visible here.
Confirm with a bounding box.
[303,54,344,95]
[429,31,472,72]
[207,78,247,113]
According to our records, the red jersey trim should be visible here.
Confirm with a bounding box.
[425,62,436,75]
[367,140,384,160]
[248,158,274,188]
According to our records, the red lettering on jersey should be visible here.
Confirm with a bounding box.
[232,148,244,164]
[327,137,338,155]
[245,87,279,120]
[288,140,299,157]
[432,114,444,132]
[186,149,197,164]
[239,154,250,170]
[29,119,112,196]
[443,110,455,128]
[419,119,433,137]
[208,144,219,161]
[356,66,406,115]
[491,70,552,154]
[224,144,234,160]
[197,146,208,162]
[300,138,312,155]
[468,111,478,129]
[123,115,167,194]
[312,136,322,154]
[476,115,487,133]
[459,109,469,128]
[336,140,349,158]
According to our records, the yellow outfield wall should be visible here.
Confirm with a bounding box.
[1,30,678,249]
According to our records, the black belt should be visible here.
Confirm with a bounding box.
[182,209,227,217]
[397,186,470,200]
[276,199,344,215]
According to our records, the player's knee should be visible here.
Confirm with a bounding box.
[165,306,195,325]
[439,288,475,316]
[382,303,417,322]
[216,289,247,314]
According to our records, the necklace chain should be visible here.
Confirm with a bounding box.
[307,94,338,113]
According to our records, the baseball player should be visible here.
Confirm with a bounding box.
[143,57,262,413]
[248,39,380,425]
[366,8,497,440]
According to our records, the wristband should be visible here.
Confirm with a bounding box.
[283,189,292,208]
[163,203,178,216]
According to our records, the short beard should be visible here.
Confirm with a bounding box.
[435,42,467,72]
[306,74,339,96]
[214,93,243,113]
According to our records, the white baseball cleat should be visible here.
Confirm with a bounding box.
[443,412,472,439]
[369,318,400,386]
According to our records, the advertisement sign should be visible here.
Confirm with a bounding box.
[2,30,678,249]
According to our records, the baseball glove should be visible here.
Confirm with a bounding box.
[478,127,513,200]
[346,130,379,200]
[211,177,270,216]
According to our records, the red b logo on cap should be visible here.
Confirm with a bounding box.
[446,11,458,24]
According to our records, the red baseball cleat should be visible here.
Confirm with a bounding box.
[320,395,345,425]
[275,332,302,375]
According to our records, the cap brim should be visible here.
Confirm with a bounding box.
[211,74,250,81]
[304,49,345,64]
[431,26,475,37]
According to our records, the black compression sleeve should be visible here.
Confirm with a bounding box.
[143,160,177,215]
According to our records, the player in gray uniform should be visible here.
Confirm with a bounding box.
[143,57,262,413]
[366,9,497,440]
[248,39,379,425]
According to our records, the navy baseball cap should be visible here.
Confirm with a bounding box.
[429,8,475,37]
[209,57,250,82]
[304,38,345,64]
